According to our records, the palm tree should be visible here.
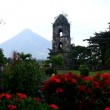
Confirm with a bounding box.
[18,52,32,60]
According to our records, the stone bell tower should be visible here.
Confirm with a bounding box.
[52,14,71,69]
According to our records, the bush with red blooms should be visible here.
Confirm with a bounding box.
[105,107,110,110]
[42,72,110,110]
[0,92,58,110]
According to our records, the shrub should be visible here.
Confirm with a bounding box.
[79,65,89,76]
[45,68,57,75]
[0,93,56,110]
[42,72,110,110]
[3,59,44,97]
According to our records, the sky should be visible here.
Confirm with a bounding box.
[0,0,110,46]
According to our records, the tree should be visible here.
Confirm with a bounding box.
[51,55,64,71]
[69,45,91,69]
[3,52,43,96]
[18,52,32,60]
[0,49,5,91]
[84,31,110,69]
[0,48,5,66]
[105,48,110,65]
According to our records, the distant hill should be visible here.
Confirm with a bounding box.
[0,28,52,59]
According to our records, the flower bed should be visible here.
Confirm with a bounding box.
[0,92,58,110]
[42,72,110,110]
[1,72,110,110]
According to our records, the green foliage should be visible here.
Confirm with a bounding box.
[69,45,91,69]
[0,48,5,65]
[0,93,52,110]
[43,60,51,67]
[3,59,44,96]
[0,49,4,92]
[50,55,64,74]
[18,52,32,60]
[105,48,110,65]
[85,31,110,68]
[79,65,90,76]
[45,68,57,75]
[51,55,64,68]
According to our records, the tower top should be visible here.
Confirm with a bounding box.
[53,14,70,27]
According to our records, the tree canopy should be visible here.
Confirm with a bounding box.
[0,49,5,66]
[85,31,110,68]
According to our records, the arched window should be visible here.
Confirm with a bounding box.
[58,42,63,50]
[59,29,63,37]
[60,32,63,37]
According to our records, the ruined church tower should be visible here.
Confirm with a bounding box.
[52,14,71,69]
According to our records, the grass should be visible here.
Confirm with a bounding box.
[89,70,110,75]
[58,70,110,76]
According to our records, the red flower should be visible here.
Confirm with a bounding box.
[83,76,93,82]
[33,97,42,102]
[64,77,68,82]
[7,104,17,110]
[79,85,86,92]
[0,93,12,100]
[92,80,100,89]
[5,93,12,100]
[86,88,92,93]
[50,77,61,83]
[105,78,110,85]
[56,88,64,94]
[105,107,110,110]
[95,73,101,78]
[49,104,59,109]
[41,81,49,92]
[71,78,76,83]
[0,93,5,99]
[102,73,110,80]
[16,93,27,99]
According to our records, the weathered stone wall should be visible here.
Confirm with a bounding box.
[52,14,72,69]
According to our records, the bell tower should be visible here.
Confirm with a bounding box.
[52,14,71,53]
[52,14,71,68]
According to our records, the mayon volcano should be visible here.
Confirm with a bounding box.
[0,29,51,59]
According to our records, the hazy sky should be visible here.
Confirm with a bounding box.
[0,0,110,46]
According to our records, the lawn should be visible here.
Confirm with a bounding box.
[58,69,110,76]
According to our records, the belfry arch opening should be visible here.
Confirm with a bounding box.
[58,42,63,50]
[59,29,63,37]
